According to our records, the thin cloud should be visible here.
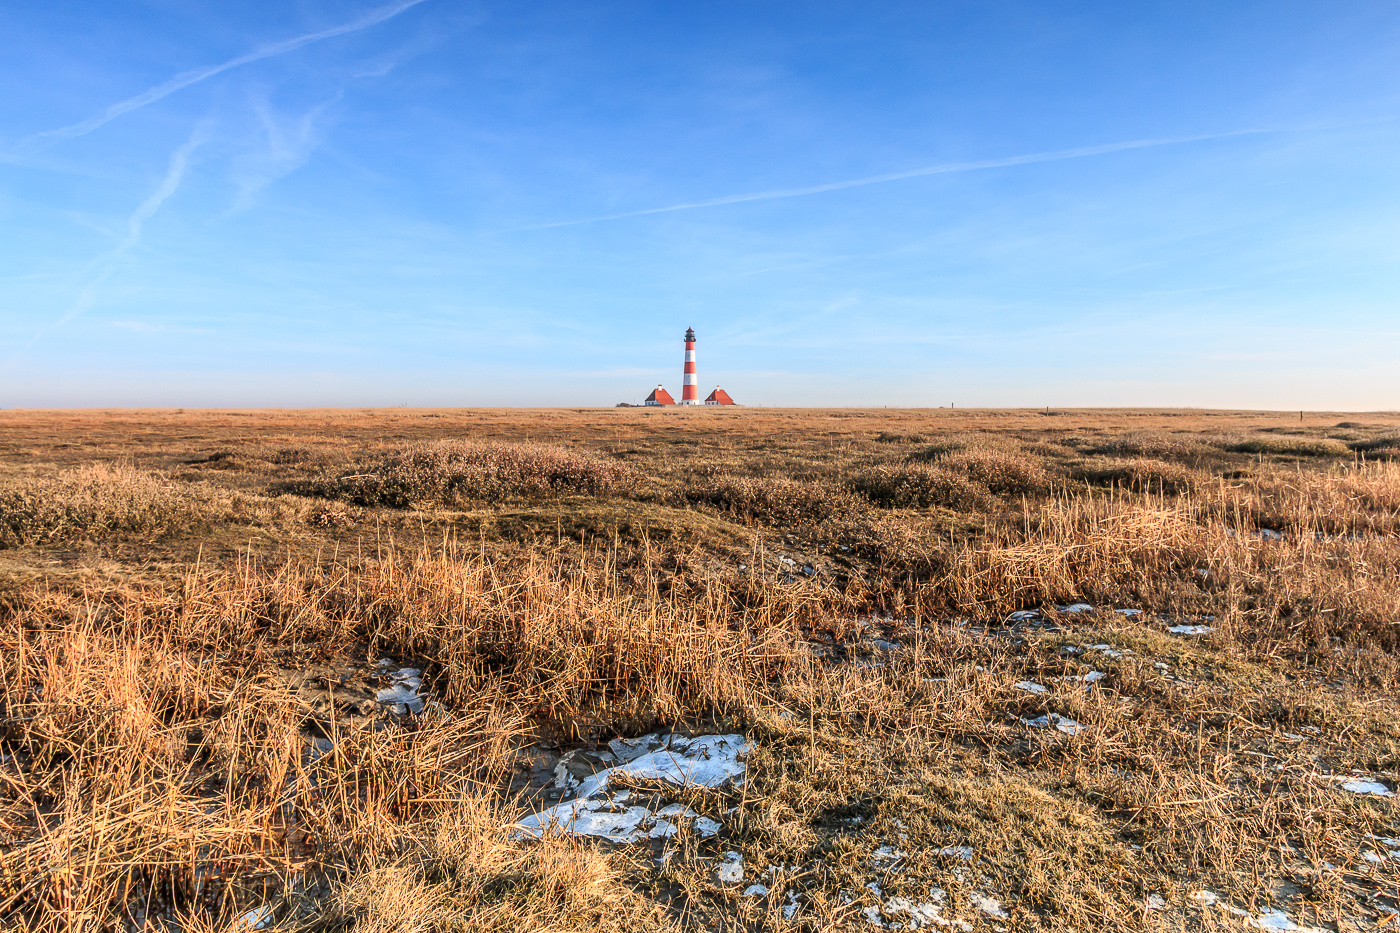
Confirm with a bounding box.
[533,129,1271,229]
[21,0,430,147]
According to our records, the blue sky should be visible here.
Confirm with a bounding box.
[2,1,1398,408]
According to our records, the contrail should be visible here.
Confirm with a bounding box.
[533,128,1271,229]
[22,0,429,146]
[54,125,207,327]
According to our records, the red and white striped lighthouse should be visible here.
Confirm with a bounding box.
[679,327,700,405]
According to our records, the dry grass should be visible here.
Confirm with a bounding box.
[0,407,1398,931]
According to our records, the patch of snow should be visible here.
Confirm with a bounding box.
[883,895,951,929]
[1146,894,1166,910]
[1340,778,1393,797]
[783,891,801,920]
[1016,713,1083,735]
[1194,890,1219,907]
[1257,529,1284,541]
[1283,733,1306,741]
[1168,625,1213,635]
[1058,603,1094,613]
[515,734,753,842]
[936,845,974,861]
[780,556,796,566]
[969,892,1008,919]
[743,883,768,897]
[872,846,908,869]
[1250,908,1324,932]
[716,851,744,884]
[1014,681,1048,695]
[1006,610,1040,622]
[1115,608,1143,617]
[863,905,885,926]
[1082,671,1106,684]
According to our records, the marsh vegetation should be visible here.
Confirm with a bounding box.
[0,406,1397,931]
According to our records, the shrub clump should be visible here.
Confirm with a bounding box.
[681,475,868,527]
[849,463,994,511]
[325,441,642,508]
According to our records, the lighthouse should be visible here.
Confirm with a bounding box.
[680,327,700,405]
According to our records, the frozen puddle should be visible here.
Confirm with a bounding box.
[374,662,426,714]
[514,733,750,842]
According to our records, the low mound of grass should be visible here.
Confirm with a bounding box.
[936,449,1054,496]
[849,463,994,511]
[681,475,868,528]
[0,462,303,548]
[1223,436,1352,458]
[317,441,643,508]
[1070,457,1199,495]
[1350,435,1400,459]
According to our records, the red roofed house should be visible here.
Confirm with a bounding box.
[704,387,737,406]
[644,385,676,406]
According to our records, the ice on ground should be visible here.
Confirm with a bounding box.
[936,845,974,860]
[872,640,900,652]
[1168,625,1214,635]
[1258,529,1284,541]
[1115,608,1143,617]
[236,907,273,930]
[743,883,768,897]
[1006,610,1040,622]
[375,667,425,714]
[716,851,744,884]
[1014,681,1048,695]
[1340,778,1393,797]
[694,817,722,837]
[515,733,751,842]
[1058,603,1094,613]
[1017,713,1083,735]
[783,892,801,920]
